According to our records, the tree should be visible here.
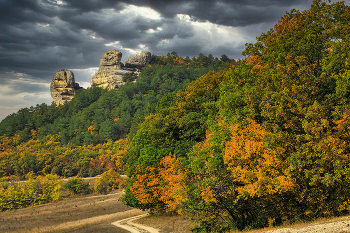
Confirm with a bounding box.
[217,0,350,228]
[122,68,231,213]
[123,1,350,231]
[64,178,90,196]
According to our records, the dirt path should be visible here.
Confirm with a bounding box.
[112,214,160,233]
[0,190,144,233]
[5,186,350,233]
[262,220,350,233]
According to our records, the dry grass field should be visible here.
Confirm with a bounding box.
[3,176,350,233]
[134,214,194,233]
[0,176,146,233]
[0,189,145,233]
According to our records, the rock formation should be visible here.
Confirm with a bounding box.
[50,70,83,105]
[91,49,132,90]
[124,51,152,67]
[99,49,122,69]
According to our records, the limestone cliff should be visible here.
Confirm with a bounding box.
[50,70,83,105]
[91,49,153,90]
[124,51,152,67]
[91,49,132,90]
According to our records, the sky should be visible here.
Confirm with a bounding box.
[0,0,349,121]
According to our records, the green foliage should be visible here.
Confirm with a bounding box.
[122,1,350,232]
[78,166,89,177]
[123,67,231,210]
[0,173,61,211]
[63,178,90,196]
[0,134,128,178]
[0,52,230,215]
[51,166,61,176]
[122,72,138,82]
[0,52,229,147]
[94,169,125,194]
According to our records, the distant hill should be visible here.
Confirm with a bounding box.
[0,52,231,146]
[0,52,232,179]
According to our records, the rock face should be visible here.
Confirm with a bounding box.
[91,49,132,90]
[99,49,122,69]
[124,51,152,67]
[50,70,83,105]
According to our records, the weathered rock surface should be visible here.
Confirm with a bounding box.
[91,49,135,90]
[50,70,83,105]
[124,51,152,67]
[99,49,122,69]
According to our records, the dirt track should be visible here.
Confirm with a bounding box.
[3,187,350,233]
[0,190,144,233]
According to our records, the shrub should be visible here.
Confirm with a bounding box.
[51,166,61,176]
[94,169,125,194]
[78,167,89,177]
[88,168,95,177]
[63,178,90,196]
[0,174,61,211]
[61,166,76,178]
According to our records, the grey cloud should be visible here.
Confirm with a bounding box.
[0,72,49,95]
[0,0,335,118]
[152,41,203,59]
[101,0,312,26]
[0,0,315,82]
[118,16,195,51]
[206,44,245,59]
[7,82,49,95]
[0,92,52,120]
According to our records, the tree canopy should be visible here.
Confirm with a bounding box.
[0,52,231,179]
[122,1,350,231]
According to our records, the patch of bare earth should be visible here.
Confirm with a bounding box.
[133,213,195,233]
[134,214,350,233]
[246,216,350,233]
[0,190,144,233]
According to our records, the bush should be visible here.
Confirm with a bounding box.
[94,169,126,194]
[61,166,76,178]
[0,174,61,211]
[88,168,95,177]
[63,178,90,196]
[51,166,61,176]
[78,167,89,177]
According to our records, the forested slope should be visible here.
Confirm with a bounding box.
[122,1,350,232]
[0,53,231,178]
[3,1,350,232]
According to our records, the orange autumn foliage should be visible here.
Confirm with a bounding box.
[223,120,295,197]
[200,186,217,204]
[130,155,187,213]
[0,134,129,177]
[158,155,187,212]
[130,155,187,212]
[130,166,161,205]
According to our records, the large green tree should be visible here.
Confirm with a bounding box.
[123,1,350,231]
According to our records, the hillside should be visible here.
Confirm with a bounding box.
[0,53,231,178]
[121,1,350,232]
[2,1,350,232]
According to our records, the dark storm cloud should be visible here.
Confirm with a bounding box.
[120,0,309,26]
[3,0,341,119]
[0,0,313,78]
[6,82,48,95]
[65,10,163,42]
[61,0,310,26]
[0,0,316,91]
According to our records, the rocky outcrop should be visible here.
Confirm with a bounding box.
[91,49,133,90]
[50,70,83,105]
[124,51,152,67]
[99,49,122,69]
